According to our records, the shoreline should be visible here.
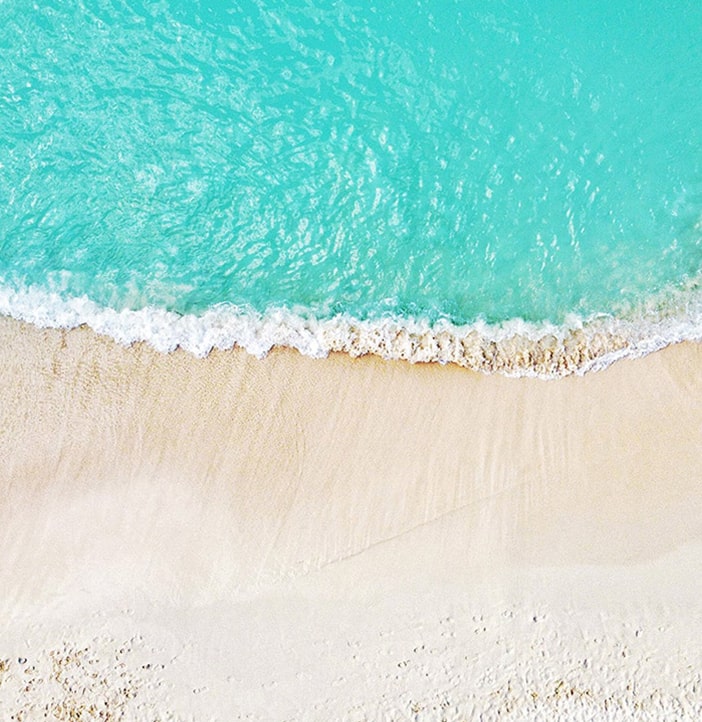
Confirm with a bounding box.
[2,315,702,719]
[3,283,702,377]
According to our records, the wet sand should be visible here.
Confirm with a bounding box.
[1,314,702,720]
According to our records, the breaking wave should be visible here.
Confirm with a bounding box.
[3,281,702,378]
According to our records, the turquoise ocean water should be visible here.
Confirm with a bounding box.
[1,1,701,374]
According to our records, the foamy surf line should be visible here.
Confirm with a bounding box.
[2,283,702,378]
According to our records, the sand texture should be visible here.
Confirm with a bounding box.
[1,314,702,720]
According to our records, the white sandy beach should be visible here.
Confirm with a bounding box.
[2,314,702,720]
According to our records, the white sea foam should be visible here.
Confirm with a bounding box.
[2,282,702,377]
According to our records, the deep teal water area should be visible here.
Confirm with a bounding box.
[1,1,701,370]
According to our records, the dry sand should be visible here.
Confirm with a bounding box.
[1,313,702,720]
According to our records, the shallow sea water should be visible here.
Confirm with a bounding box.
[1,0,701,373]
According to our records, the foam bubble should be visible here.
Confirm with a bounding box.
[1,282,702,378]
